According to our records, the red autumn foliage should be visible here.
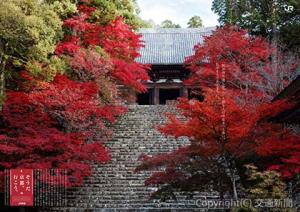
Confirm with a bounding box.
[63,13,93,34]
[29,75,125,137]
[256,131,300,178]
[111,59,149,92]
[70,48,112,81]
[185,25,298,100]
[93,17,143,60]
[55,5,149,92]
[137,26,300,198]
[185,26,270,89]
[77,4,96,16]
[55,35,80,56]
[0,89,110,188]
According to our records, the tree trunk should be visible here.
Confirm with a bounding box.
[230,161,239,199]
[232,177,238,199]
[227,158,239,199]
[0,57,6,109]
[0,63,5,96]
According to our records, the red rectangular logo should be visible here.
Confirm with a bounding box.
[10,169,34,206]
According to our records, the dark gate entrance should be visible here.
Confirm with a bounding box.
[159,88,180,104]
[137,85,188,105]
[137,89,153,105]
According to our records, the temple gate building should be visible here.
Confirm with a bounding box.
[136,27,215,105]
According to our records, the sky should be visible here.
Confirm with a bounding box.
[136,0,219,28]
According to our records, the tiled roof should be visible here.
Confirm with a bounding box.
[136,27,215,65]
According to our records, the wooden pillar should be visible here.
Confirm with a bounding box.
[181,86,188,98]
[153,84,159,105]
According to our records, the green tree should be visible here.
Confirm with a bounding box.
[244,165,287,199]
[211,0,300,52]
[139,19,156,28]
[0,0,62,102]
[45,0,78,18]
[160,19,181,28]
[187,15,203,28]
[233,165,291,212]
[90,0,146,29]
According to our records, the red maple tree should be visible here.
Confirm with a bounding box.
[185,25,298,101]
[137,89,296,198]
[137,26,299,199]
[55,4,149,92]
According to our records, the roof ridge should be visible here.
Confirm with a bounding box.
[138,27,216,34]
[139,32,212,34]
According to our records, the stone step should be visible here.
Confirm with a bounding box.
[43,105,207,211]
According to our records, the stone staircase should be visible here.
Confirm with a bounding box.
[42,104,212,211]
